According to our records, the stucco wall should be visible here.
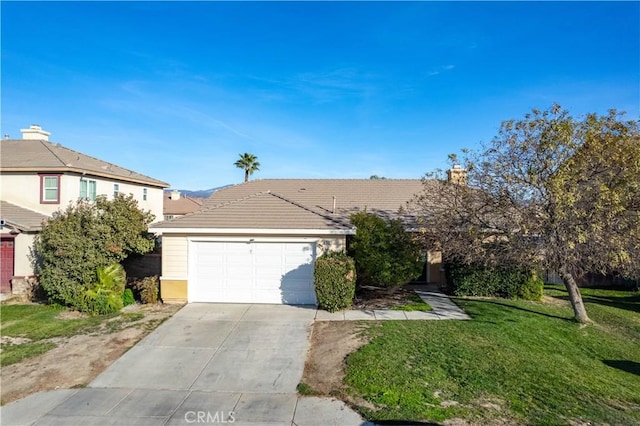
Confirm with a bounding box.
[0,172,165,223]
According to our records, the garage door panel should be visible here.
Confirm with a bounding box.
[190,241,316,304]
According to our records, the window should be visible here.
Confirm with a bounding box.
[164,215,174,221]
[113,183,119,198]
[40,174,61,204]
[80,179,97,201]
[143,188,148,201]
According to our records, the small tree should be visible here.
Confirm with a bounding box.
[414,105,640,323]
[349,212,424,288]
[33,194,155,311]
[234,152,260,183]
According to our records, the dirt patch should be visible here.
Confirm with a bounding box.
[541,295,569,307]
[0,303,182,405]
[352,284,421,310]
[301,321,370,395]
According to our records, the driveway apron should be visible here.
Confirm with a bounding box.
[1,303,365,425]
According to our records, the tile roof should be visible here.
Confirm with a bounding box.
[152,191,354,231]
[0,201,49,231]
[1,139,169,187]
[152,179,432,231]
[163,193,204,215]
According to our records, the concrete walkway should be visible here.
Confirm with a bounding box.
[315,284,470,321]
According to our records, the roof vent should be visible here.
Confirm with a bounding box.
[20,124,51,141]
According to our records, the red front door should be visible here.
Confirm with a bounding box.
[1,237,15,293]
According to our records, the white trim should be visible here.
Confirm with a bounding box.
[187,235,328,244]
[152,227,355,235]
[159,276,188,281]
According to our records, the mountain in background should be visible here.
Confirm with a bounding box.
[165,185,233,199]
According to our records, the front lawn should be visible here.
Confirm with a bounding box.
[2,304,136,366]
[343,285,640,425]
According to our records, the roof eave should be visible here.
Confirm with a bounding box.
[150,227,356,235]
[2,219,41,232]
[1,167,169,188]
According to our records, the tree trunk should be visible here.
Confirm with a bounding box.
[559,267,591,323]
[244,169,249,183]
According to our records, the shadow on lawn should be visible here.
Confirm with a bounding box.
[603,360,640,377]
[454,297,574,322]
[546,286,640,315]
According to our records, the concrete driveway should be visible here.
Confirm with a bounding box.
[1,304,366,426]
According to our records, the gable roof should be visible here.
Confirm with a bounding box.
[152,179,431,232]
[151,191,354,232]
[163,192,204,216]
[0,201,49,232]
[0,139,169,188]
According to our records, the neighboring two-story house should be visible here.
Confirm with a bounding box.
[0,125,169,294]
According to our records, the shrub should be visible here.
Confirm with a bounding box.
[83,263,126,315]
[314,251,356,312]
[133,275,160,304]
[349,212,424,288]
[32,194,155,311]
[446,262,543,300]
[122,288,135,306]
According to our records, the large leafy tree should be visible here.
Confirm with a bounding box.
[414,105,640,323]
[33,194,156,310]
[234,152,260,183]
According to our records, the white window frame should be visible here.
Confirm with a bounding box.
[41,175,60,203]
[80,179,97,201]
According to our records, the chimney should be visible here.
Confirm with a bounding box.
[170,190,181,200]
[20,124,51,141]
[447,164,467,185]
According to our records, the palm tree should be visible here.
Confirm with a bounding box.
[234,153,260,183]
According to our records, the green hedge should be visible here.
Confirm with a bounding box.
[446,263,544,301]
[349,212,424,288]
[314,251,356,312]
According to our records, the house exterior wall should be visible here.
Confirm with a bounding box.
[158,233,346,303]
[0,172,164,223]
[427,250,443,284]
[13,232,36,278]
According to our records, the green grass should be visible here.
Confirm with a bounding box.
[343,285,640,425]
[0,304,116,366]
[1,342,57,366]
[392,293,433,311]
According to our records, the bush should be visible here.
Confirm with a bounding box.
[349,212,424,288]
[133,275,160,304]
[314,251,356,312]
[122,288,135,306]
[83,263,126,315]
[446,262,543,300]
[32,194,155,311]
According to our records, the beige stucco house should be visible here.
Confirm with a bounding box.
[151,179,443,305]
[0,125,169,294]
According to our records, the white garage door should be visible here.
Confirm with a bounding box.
[189,241,317,304]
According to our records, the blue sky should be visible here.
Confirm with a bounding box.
[2,1,638,190]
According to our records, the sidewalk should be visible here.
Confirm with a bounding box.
[314,284,470,321]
